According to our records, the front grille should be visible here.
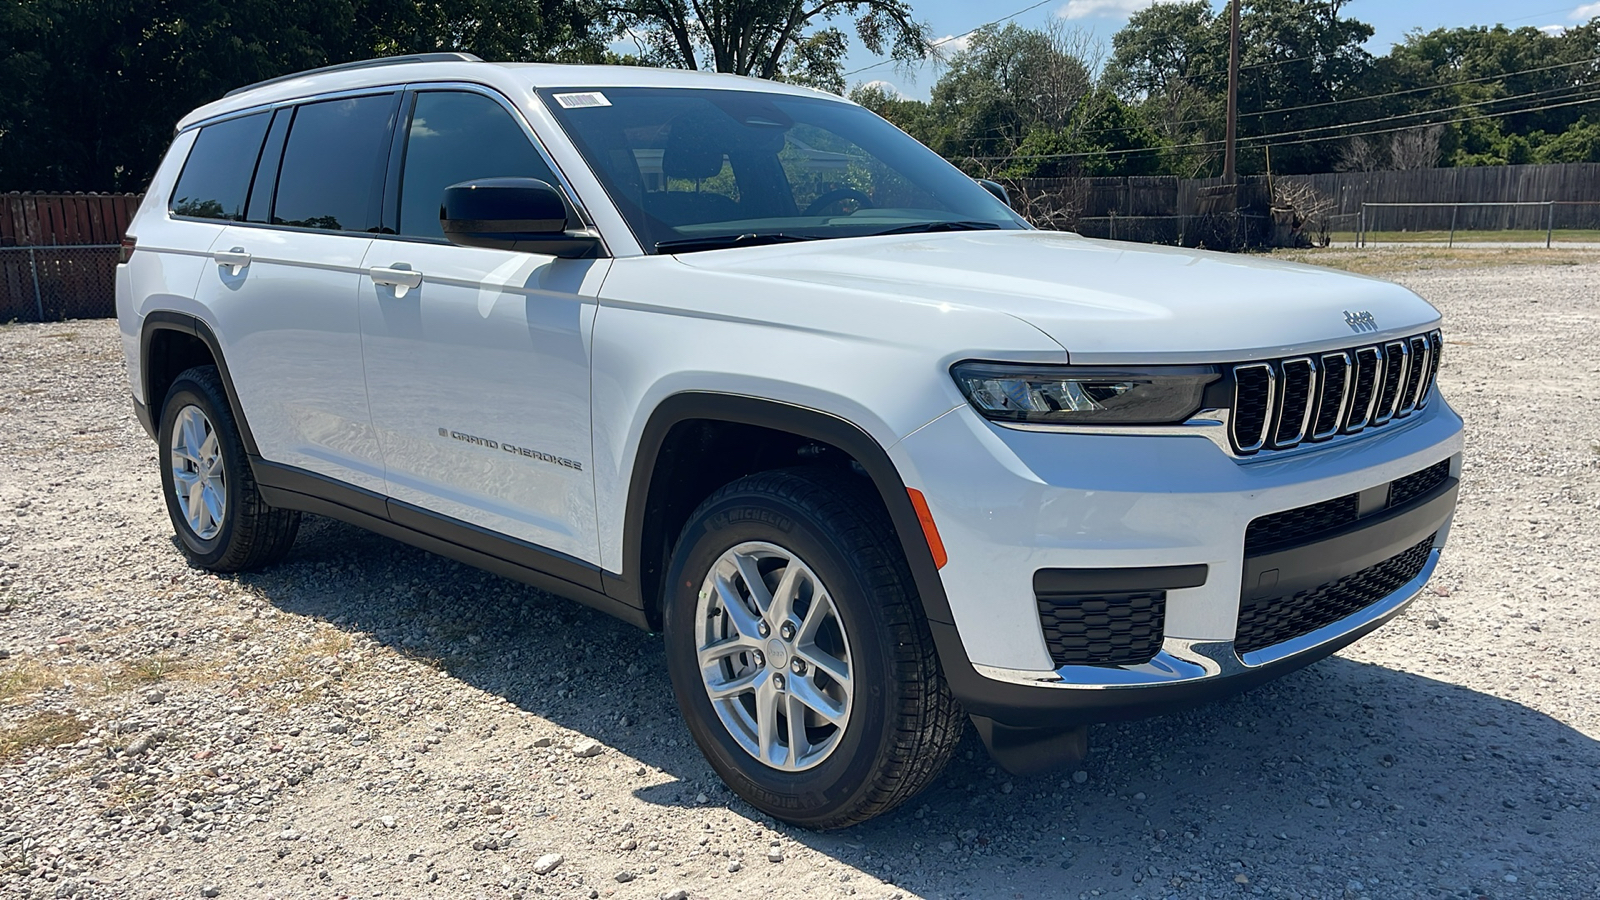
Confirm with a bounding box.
[1388,459,1450,508]
[1037,591,1165,667]
[1229,330,1441,455]
[1235,534,1435,655]
[1243,460,1452,555]
[1244,494,1360,555]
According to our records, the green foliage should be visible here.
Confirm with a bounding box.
[0,0,608,192]
[607,0,930,87]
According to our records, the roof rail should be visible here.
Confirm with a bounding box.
[224,52,483,98]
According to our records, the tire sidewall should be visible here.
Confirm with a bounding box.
[662,483,899,827]
[157,376,244,568]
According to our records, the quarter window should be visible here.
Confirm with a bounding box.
[272,94,398,233]
[398,91,558,241]
[169,112,271,221]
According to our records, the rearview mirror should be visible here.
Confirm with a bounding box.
[976,178,1012,209]
[441,178,602,259]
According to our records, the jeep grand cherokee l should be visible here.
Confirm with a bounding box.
[117,53,1462,828]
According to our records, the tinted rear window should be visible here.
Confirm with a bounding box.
[272,94,398,233]
[169,113,271,221]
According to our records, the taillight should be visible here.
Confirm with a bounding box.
[119,236,137,263]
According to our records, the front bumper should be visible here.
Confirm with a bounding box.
[892,393,1463,729]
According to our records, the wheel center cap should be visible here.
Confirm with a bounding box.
[765,639,789,669]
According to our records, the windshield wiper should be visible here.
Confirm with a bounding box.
[655,232,817,254]
[866,220,1005,237]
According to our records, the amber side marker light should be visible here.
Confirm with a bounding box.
[906,488,948,569]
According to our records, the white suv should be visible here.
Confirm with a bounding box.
[117,54,1463,828]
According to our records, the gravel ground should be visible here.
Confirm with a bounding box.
[2,260,1598,900]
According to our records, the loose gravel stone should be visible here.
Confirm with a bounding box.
[532,853,564,875]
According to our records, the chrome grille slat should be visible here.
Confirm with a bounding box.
[1399,336,1429,414]
[1372,340,1409,426]
[1311,352,1352,441]
[1272,357,1316,448]
[1228,330,1442,456]
[1231,363,1277,454]
[1344,345,1383,432]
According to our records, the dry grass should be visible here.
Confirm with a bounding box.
[1269,246,1600,277]
[0,659,57,706]
[0,710,88,761]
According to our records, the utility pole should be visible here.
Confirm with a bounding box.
[1224,0,1241,183]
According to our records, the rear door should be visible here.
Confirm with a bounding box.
[198,92,400,494]
[357,87,607,569]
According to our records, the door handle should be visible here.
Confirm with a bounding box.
[369,265,424,297]
[213,248,251,275]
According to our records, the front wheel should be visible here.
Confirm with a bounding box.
[662,468,963,829]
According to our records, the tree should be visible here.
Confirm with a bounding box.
[1388,124,1443,169]
[922,22,1101,173]
[605,0,931,91]
[0,0,609,193]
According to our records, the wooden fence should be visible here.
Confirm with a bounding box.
[1,192,143,247]
[1,193,142,322]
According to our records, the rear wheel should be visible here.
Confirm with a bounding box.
[157,366,299,572]
[662,468,963,829]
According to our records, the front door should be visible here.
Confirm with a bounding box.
[358,88,606,568]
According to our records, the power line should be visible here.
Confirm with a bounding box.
[940,54,1600,149]
[962,87,1600,161]
[842,0,1057,79]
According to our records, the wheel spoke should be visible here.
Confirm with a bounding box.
[199,428,218,463]
[789,672,848,726]
[768,563,801,627]
[796,589,831,644]
[713,573,763,640]
[697,635,758,670]
[705,667,764,701]
[200,485,225,530]
[797,644,849,689]
[732,553,774,617]
[785,694,809,763]
[755,680,781,766]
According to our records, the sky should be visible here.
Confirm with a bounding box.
[833,0,1600,100]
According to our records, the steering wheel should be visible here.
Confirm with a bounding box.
[804,188,875,216]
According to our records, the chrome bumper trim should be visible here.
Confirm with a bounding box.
[973,549,1439,690]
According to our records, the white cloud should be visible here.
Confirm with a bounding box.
[859,80,906,99]
[932,33,973,55]
[1056,0,1183,21]
[1572,2,1600,19]
[1539,24,1568,35]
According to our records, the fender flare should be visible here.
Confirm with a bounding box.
[139,310,260,457]
[606,391,957,630]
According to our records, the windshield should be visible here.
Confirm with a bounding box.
[538,86,1026,253]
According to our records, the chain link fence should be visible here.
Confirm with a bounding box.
[0,245,120,323]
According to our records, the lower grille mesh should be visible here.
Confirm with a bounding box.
[1037,591,1166,667]
[1235,534,1435,655]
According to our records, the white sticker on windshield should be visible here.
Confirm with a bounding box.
[553,91,611,109]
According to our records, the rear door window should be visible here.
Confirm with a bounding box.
[169,112,272,221]
[397,91,559,241]
[272,94,399,233]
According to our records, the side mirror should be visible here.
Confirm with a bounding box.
[976,178,1011,209]
[440,178,602,259]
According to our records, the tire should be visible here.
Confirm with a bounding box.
[662,467,964,829]
[157,365,300,572]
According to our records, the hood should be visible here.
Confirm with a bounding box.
[671,230,1441,364]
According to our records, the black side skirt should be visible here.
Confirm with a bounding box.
[252,460,647,630]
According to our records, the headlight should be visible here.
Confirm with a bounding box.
[951,362,1219,425]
